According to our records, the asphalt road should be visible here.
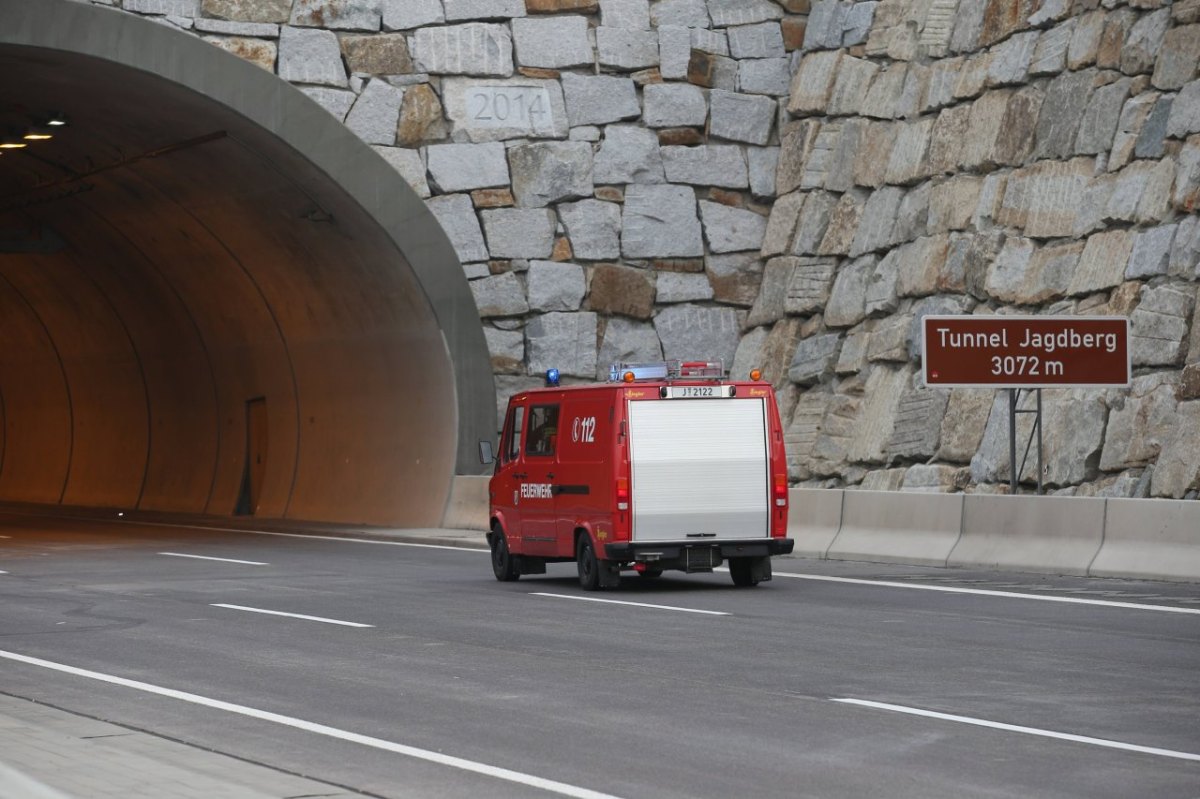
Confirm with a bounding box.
[1,512,1199,799]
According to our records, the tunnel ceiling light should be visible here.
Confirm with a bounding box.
[23,131,52,141]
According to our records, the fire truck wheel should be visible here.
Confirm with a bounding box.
[576,535,601,591]
[728,558,760,587]
[490,528,520,582]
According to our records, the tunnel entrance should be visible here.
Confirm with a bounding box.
[0,0,495,527]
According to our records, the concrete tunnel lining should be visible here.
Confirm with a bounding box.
[0,0,496,526]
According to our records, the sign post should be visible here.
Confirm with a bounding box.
[921,316,1131,494]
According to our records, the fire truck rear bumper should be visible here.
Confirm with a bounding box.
[604,538,794,562]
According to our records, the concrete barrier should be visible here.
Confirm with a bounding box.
[951,494,1105,575]
[441,475,490,531]
[788,488,843,557]
[827,490,964,566]
[1089,498,1200,581]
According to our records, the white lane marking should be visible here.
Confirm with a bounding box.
[531,592,730,616]
[768,571,1200,616]
[160,552,268,566]
[210,604,374,628]
[831,698,1200,763]
[0,650,625,799]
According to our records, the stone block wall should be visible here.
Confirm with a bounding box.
[95,0,1199,498]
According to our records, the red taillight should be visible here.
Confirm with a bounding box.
[773,474,788,507]
[616,477,629,511]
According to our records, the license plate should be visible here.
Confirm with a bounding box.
[665,385,733,399]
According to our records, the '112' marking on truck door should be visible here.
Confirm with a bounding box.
[572,416,596,443]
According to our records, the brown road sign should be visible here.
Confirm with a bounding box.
[922,315,1131,388]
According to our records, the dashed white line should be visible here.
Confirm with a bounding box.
[531,592,730,616]
[831,698,1200,763]
[210,604,374,628]
[0,649,625,799]
[160,552,268,566]
[768,572,1200,615]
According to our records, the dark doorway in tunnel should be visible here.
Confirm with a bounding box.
[235,398,267,516]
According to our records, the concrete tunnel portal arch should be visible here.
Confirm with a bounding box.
[0,0,496,527]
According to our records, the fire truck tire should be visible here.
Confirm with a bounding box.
[490,527,520,582]
[728,557,760,587]
[576,535,600,590]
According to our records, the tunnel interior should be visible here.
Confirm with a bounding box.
[0,10,487,527]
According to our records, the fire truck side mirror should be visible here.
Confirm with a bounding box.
[478,440,495,465]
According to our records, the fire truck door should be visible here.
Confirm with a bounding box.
[520,402,560,556]
[493,403,525,546]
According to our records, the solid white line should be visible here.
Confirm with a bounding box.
[531,592,730,616]
[831,698,1200,762]
[0,649,625,799]
[160,552,268,566]
[210,604,374,628]
[769,572,1200,615]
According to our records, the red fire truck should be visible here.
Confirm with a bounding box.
[479,360,793,589]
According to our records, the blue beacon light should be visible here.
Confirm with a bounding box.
[545,368,560,387]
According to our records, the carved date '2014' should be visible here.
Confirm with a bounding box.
[466,87,552,130]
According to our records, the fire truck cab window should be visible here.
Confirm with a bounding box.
[525,404,559,457]
[503,406,525,464]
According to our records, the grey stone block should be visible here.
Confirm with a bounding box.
[651,0,710,28]
[784,257,837,317]
[1130,284,1193,367]
[1167,80,1200,139]
[597,317,664,379]
[803,0,847,50]
[527,312,598,378]
[601,0,651,28]
[1135,95,1174,159]
[622,184,704,258]
[427,193,488,263]
[842,1,876,47]
[383,0,443,30]
[661,144,748,188]
[699,201,768,253]
[413,23,514,76]
[986,30,1038,86]
[658,25,692,80]
[561,73,640,126]
[727,21,784,58]
[441,77,567,142]
[483,325,524,372]
[691,27,729,55]
[278,26,347,86]
[301,86,357,120]
[373,145,429,197]
[655,304,741,366]
[827,56,879,116]
[657,271,714,303]
[482,208,557,258]
[706,0,782,28]
[1033,68,1094,159]
[848,187,903,257]
[788,334,841,385]
[1153,23,1200,90]
[593,125,665,185]
[1121,7,1170,75]
[1076,77,1130,155]
[748,146,779,199]
[738,58,791,96]
[1030,18,1074,76]
[527,261,586,312]
[709,90,775,145]
[825,255,875,328]
[559,199,622,260]
[426,141,509,192]
[597,27,661,70]
[643,83,708,128]
[1126,224,1178,279]
[508,141,594,207]
[443,0,525,21]
[512,16,593,68]
[1169,214,1200,279]
[470,272,529,317]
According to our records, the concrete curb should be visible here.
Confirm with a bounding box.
[1089,498,1200,581]
[788,488,843,557]
[828,490,964,567]
[950,494,1106,576]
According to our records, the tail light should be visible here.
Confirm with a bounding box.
[616,477,629,511]
[773,474,788,507]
